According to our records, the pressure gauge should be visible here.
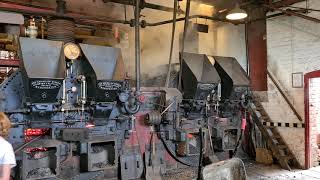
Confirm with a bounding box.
[64,43,80,60]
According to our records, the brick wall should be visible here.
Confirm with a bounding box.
[309,77,320,166]
[266,0,320,167]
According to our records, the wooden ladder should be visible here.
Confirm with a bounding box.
[249,99,301,170]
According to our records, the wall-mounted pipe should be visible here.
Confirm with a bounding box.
[178,0,191,90]
[165,0,178,88]
[135,0,141,92]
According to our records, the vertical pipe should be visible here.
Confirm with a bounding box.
[135,0,141,92]
[178,0,191,90]
[181,0,191,54]
[62,79,66,104]
[82,78,86,104]
[165,0,178,87]
[56,0,66,14]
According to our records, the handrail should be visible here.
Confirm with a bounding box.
[267,69,303,122]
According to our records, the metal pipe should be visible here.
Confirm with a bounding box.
[165,0,178,87]
[56,0,66,14]
[288,6,320,12]
[62,79,66,104]
[264,4,320,23]
[81,77,87,104]
[108,0,183,13]
[135,0,141,92]
[178,0,191,90]
[146,15,228,27]
[0,2,130,26]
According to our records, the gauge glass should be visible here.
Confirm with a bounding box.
[64,43,80,60]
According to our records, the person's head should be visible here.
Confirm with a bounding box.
[0,112,11,138]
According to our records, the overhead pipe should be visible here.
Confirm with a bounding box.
[146,15,228,27]
[165,0,178,87]
[0,2,130,26]
[178,0,191,90]
[264,4,320,23]
[107,0,184,14]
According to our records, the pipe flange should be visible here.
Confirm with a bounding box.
[129,19,135,27]
[146,111,162,125]
[140,20,147,28]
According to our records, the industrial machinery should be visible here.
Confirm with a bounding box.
[0,34,250,179]
[1,37,142,180]
[0,0,252,179]
[144,52,251,170]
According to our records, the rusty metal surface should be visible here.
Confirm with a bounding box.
[19,37,65,78]
[80,43,124,80]
[246,8,267,91]
[0,59,19,67]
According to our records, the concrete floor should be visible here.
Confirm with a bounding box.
[163,160,320,180]
[245,161,320,180]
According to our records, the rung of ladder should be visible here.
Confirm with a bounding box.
[272,134,281,139]
[277,145,287,149]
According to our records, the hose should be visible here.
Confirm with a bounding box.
[233,113,247,157]
[159,134,198,167]
[197,128,203,180]
[232,130,244,157]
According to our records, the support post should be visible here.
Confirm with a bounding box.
[246,7,268,91]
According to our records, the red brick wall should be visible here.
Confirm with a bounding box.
[309,77,320,166]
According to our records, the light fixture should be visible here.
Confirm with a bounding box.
[226,3,248,20]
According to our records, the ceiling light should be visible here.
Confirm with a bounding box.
[226,4,248,20]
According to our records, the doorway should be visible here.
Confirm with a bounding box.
[305,70,320,169]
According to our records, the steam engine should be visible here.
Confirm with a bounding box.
[145,52,250,167]
[1,37,139,180]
